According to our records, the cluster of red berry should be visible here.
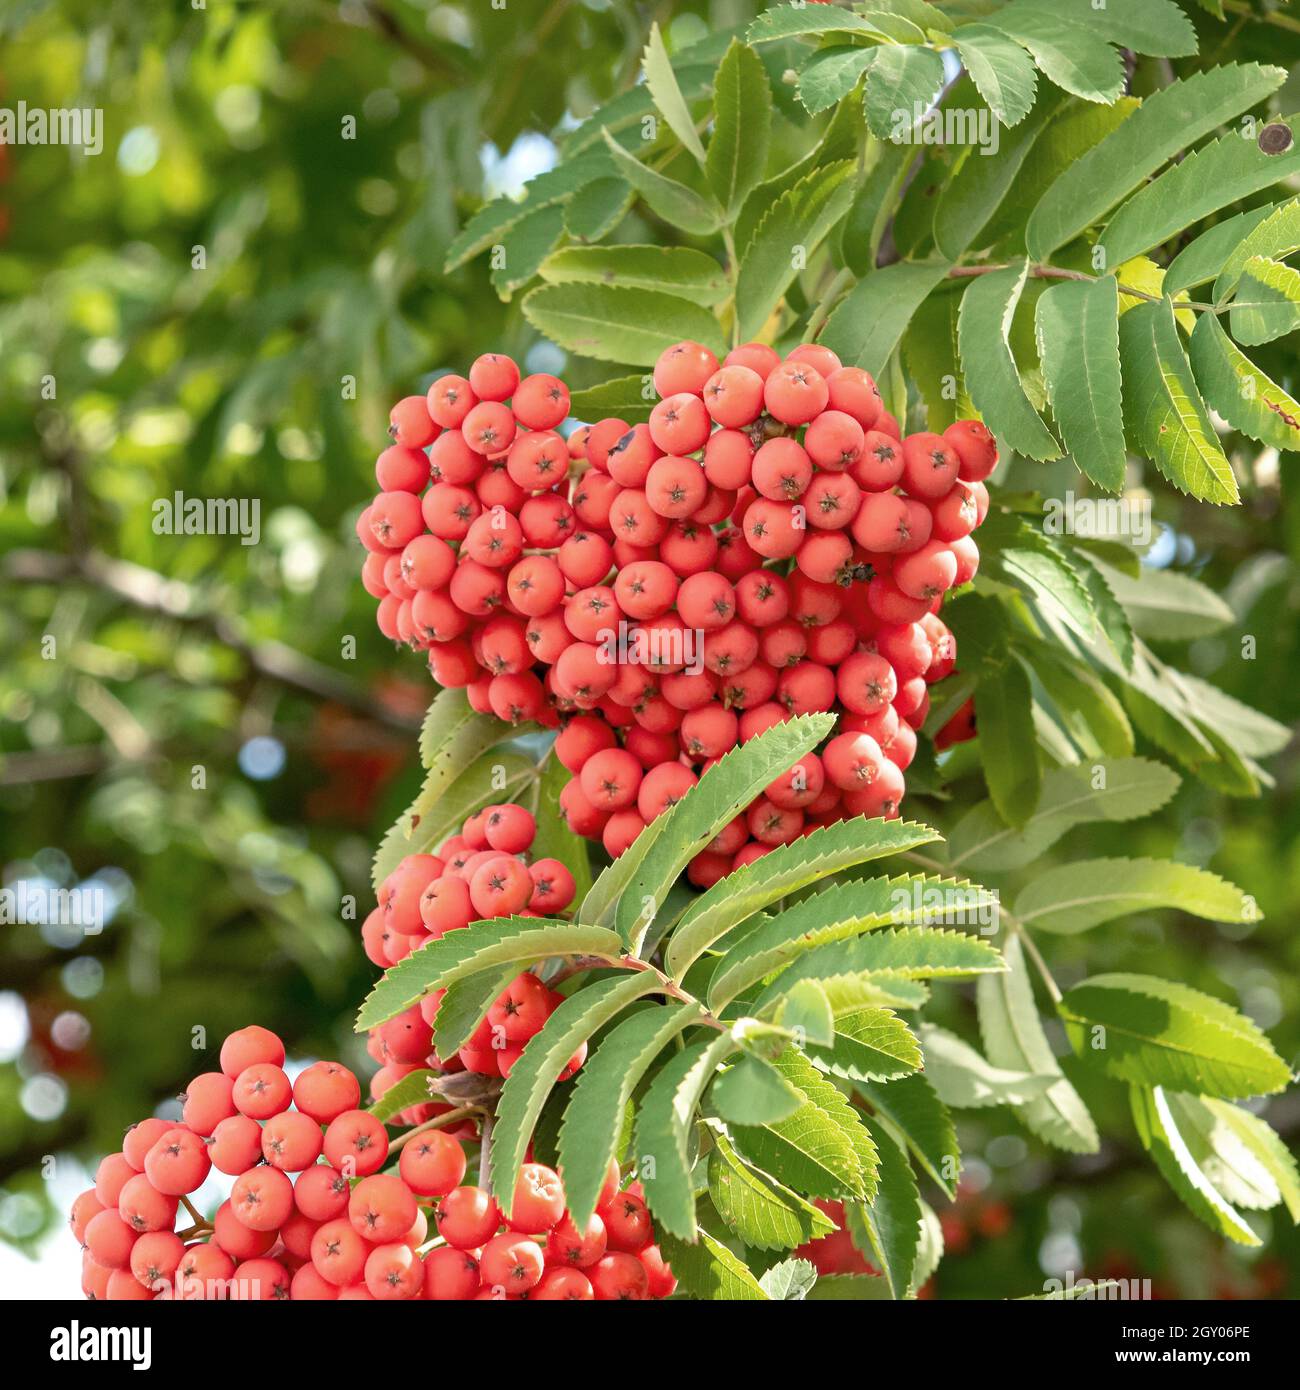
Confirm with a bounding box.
[362,801,585,1090]
[70,1025,672,1300]
[358,343,991,878]
[72,1026,373,1300]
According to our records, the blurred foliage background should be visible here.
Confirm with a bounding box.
[0,0,1297,1299]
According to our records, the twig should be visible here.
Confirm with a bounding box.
[386,1105,482,1153]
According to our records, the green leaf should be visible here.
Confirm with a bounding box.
[712,1054,804,1126]
[643,22,707,163]
[974,658,1041,828]
[1096,559,1236,641]
[371,750,534,893]
[707,38,773,211]
[1060,973,1292,1099]
[958,261,1061,460]
[568,373,656,425]
[1229,255,1300,346]
[858,1073,960,1198]
[1101,118,1300,266]
[759,1259,819,1301]
[355,917,623,1031]
[1163,1093,1300,1220]
[978,513,1097,639]
[851,1118,921,1299]
[610,713,836,948]
[862,45,947,141]
[1016,856,1257,937]
[948,756,1180,873]
[564,177,632,242]
[530,751,592,908]
[977,934,1100,1154]
[433,965,518,1060]
[367,1069,437,1124]
[916,1023,1057,1109]
[747,4,890,43]
[778,980,836,1049]
[933,95,1057,259]
[558,1002,702,1225]
[490,203,565,298]
[1026,64,1286,261]
[754,928,1005,1013]
[903,287,970,430]
[1188,311,1300,452]
[807,1273,893,1300]
[665,816,940,982]
[709,1130,836,1251]
[656,1228,769,1300]
[538,245,730,304]
[637,1035,735,1240]
[492,973,660,1214]
[1212,198,1300,300]
[521,282,725,367]
[1017,0,1197,57]
[1173,672,1291,759]
[734,161,856,342]
[1130,1086,1260,1245]
[443,148,617,271]
[1035,275,1127,490]
[1118,298,1239,505]
[600,131,722,236]
[989,7,1124,105]
[952,24,1038,126]
[735,1049,879,1201]
[1026,646,1134,759]
[821,259,952,378]
[1164,204,1279,297]
[797,46,875,115]
[809,1007,923,1084]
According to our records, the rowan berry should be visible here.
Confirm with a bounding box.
[645,455,708,519]
[825,365,882,429]
[805,409,865,472]
[834,649,899,714]
[601,808,646,857]
[605,422,661,487]
[556,530,614,588]
[579,748,643,811]
[526,610,574,665]
[461,400,516,456]
[743,497,804,559]
[763,360,828,424]
[719,660,779,710]
[702,428,754,490]
[469,855,534,917]
[389,395,437,448]
[208,1114,264,1176]
[806,618,856,665]
[554,641,617,703]
[437,1185,501,1250]
[532,1267,595,1299]
[703,621,759,677]
[469,352,520,402]
[653,340,719,397]
[766,751,825,810]
[428,374,478,429]
[489,972,553,1044]
[752,437,812,501]
[867,573,931,624]
[422,482,480,542]
[106,1268,156,1302]
[558,778,610,838]
[293,1164,350,1223]
[649,392,711,456]
[842,756,906,817]
[660,521,719,576]
[640,1244,678,1299]
[477,460,529,510]
[290,1263,340,1301]
[481,1232,545,1292]
[637,761,697,820]
[144,1128,211,1196]
[703,364,765,427]
[589,1252,650,1301]
[796,531,855,586]
[176,1240,236,1299]
[429,427,486,486]
[738,701,787,741]
[323,1109,388,1177]
[786,342,842,378]
[944,418,998,481]
[513,372,570,429]
[130,1230,185,1290]
[895,539,957,601]
[311,1218,370,1287]
[777,660,836,715]
[376,443,430,493]
[585,417,630,470]
[679,704,739,760]
[610,488,670,547]
[117,1174,178,1235]
[725,341,781,379]
[369,490,425,549]
[950,533,980,586]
